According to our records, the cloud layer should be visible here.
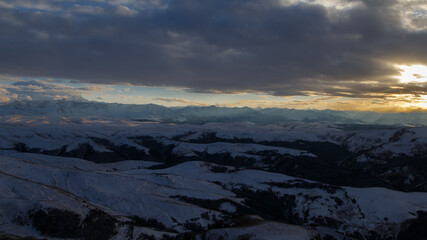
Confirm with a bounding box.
[0,0,426,98]
[0,78,105,102]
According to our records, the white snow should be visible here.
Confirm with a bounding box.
[0,118,426,239]
[206,221,318,240]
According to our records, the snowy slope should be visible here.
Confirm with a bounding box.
[0,118,426,239]
[0,150,426,239]
[0,117,426,192]
[1,116,425,155]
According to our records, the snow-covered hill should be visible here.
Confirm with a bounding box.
[1,151,426,239]
[1,117,426,192]
[0,118,426,239]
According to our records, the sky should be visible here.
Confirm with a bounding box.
[0,0,426,111]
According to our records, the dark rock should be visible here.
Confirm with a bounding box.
[398,211,427,240]
[29,208,81,238]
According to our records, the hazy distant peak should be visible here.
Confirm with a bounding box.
[0,100,426,126]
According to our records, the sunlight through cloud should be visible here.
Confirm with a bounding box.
[397,65,427,83]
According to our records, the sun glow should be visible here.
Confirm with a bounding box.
[398,65,427,83]
[397,94,427,110]
[417,95,427,109]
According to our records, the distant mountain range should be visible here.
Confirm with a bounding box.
[1,100,426,126]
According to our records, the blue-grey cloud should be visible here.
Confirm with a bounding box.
[0,80,88,102]
[0,0,426,98]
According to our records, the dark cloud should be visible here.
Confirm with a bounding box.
[0,0,426,97]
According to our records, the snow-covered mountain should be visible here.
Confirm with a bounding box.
[0,100,179,121]
[0,117,426,239]
[1,150,426,240]
[1,100,427,126]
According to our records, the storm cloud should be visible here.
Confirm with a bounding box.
[0,0,426,97]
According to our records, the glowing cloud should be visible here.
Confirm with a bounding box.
[398,65,427,83]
